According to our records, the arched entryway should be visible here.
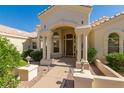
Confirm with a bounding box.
[52,26,76,58]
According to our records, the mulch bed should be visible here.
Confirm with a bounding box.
[89,64,105,76]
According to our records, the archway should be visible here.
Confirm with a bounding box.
[52,26,76,58]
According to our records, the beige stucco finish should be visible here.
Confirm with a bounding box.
[17,65,38,81]
[0,34,27,53]
[92,15,124,60]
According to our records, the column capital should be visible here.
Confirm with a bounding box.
[75,32,82,36]
[82,29,90,36]
[75,25,91,36]
[46,31,53,37]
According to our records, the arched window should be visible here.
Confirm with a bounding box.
[108,33,119,53]
[66,34,73,39]
[53,32,59,53]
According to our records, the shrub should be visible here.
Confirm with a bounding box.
[88,48,97,63]
[30,49,43,61]
[106,53,124,72]
[0,36,21,87]
[0,74,19,88]
[21,49,33,60]
[18,60,28,67]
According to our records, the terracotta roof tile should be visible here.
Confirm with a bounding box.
[0,25,37,38]
[91,12,124,27]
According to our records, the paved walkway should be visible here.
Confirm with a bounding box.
[32,58,76,88]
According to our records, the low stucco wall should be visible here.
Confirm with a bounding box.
[93,75,124,88]
[95,59,124,78]
[73,59,124,88]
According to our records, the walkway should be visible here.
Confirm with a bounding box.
[32,58,76,88]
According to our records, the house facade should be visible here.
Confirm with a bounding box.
[0,25,37,53]
[0,5,124,67]
[36,5,124,67]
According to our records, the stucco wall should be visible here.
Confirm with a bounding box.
[93,15,124,59]
[93,75,124,88]
[6,36,27,53]
[88,30,95,48]
[39,6,92,31]
[95,59,124,78]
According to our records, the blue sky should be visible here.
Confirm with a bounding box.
[0,5,124,32]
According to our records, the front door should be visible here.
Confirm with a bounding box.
[66,40,73,56]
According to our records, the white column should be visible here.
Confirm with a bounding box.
[36,25,41,50]
[43,36,46,59]
[37,35,41,50]
[59,32,62,57]
[47,33,52,59]
[83,35,88,63]
[76,34,81,62]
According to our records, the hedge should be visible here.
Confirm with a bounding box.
[106,53,124,72]
[88,48,97,63]
[30,49,43,61]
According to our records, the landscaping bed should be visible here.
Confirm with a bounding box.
[89,64,105,76]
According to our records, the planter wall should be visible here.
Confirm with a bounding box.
[95,59,124,78]
[17,65,38,81]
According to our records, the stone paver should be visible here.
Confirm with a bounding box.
[32,58,75,88]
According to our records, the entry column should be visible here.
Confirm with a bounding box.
[36,25,41,50]
[76,33,82,68]
[37,35,41,50]
[43,36,46,59]
[47,32,52,59]
[83,35,88,63]
[82,31,90,70]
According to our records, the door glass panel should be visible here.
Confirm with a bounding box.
[66,34,73,39]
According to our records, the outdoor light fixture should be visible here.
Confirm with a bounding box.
[26,56,31,64]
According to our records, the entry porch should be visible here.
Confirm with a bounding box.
[37,25,91,68]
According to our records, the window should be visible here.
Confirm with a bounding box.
[66,34,73,39]
[53,32,59,53]
[108,33,119,53]
[32,42,37,49]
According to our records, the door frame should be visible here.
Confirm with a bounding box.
[64,33,76,57]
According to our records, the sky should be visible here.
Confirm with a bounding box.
[0,5,124,32]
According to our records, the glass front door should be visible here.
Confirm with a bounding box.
[66,40,73,56]
[64,34,76,57]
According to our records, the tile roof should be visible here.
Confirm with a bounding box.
[91,12,124,27]
[0,25,37,38]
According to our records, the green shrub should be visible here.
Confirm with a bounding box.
[18,60,28,67]
[21,49,33,60]
[0,36,21,87]
[0,74,19,88]
[30,49,43,61]
[88,48,97,63]
[106,53,124,72]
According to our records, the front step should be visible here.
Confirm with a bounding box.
[40,59,52,66]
